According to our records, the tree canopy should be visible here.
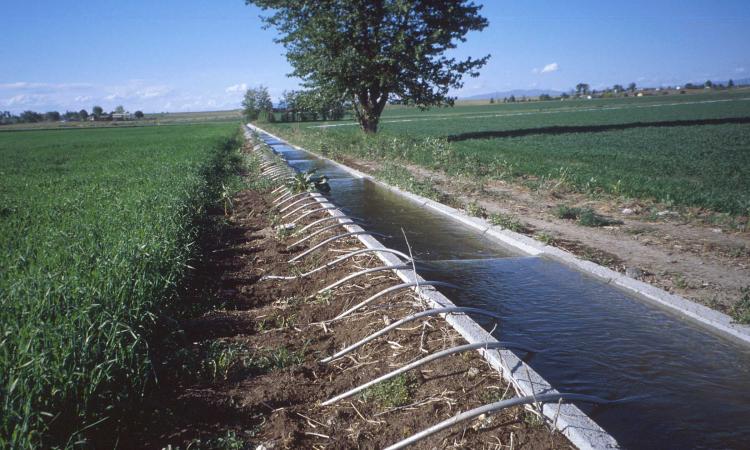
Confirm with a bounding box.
[242,85,274,122]
[246,0,489,133]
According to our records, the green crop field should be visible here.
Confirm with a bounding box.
[266,89,750,215]
[0,123,241,447]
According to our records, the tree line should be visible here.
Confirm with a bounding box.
[241,85,347,123]
[1,105,144,125]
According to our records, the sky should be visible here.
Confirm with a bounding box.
[1,0,749,113]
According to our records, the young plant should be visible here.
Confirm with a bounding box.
[489,212,526,233]
[731,287,750,324]
[361,374,418,408]
[555,205,622,227]
[287,169,331,194]
[466,201,488,219]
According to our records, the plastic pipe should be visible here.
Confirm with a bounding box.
[330,281,459,322]
[320,307,503,363]
[321,341,536,406]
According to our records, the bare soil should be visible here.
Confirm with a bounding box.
[339,156,750,317]
[123,157,572,448]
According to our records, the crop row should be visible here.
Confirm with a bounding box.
[0,123,241,447]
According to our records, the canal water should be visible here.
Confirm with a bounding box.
[260,132,750,449]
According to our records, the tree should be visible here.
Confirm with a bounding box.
[704,80,713,88]
[728,79,735,88]
[79,109,89,120]
[62,111,80,121]
[628,82,637,92]
[242,86,274,122]
[489,97,495,104]
[575,83,590,96]
[44,111,61,122]
[242,88,259,121]
[114,105,125,114]
[92,105,103,118]
[255,87,273,122]
[134,110,144,119]
[281,90,299,121]
[612,84,624,93]
[20,111,43,123]
[0,111,17,125]
[247,0,490,133]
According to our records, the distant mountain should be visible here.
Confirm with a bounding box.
[462,89,564,100]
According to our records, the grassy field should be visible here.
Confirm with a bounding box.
[266,89,750,216]
[0,123,241,447]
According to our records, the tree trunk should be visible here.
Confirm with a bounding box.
[355,89,388,134]
[360,113,379,133]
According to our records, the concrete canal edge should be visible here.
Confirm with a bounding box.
[247,124,750,348]
[247,124,621,450]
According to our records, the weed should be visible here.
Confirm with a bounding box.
[288,169,331,194]
[185,430,247,450]
[730,287,750,324]
[480,386,509,404]
[673,274,689,290]
[275,225,294,240]
[535,231,558,246]
[728,245,749,258]
[466,201,488,219]
[556,205,622,227]
[201,341,254,382]
[555,204,582,220]
[256,345,306,371]
[314,289,333,305]
[361,374,418,408]
[489,212,526,232]
[220,183,234,216]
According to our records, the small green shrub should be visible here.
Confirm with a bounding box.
[731,288,750,324]
[556,204,583,220]
[489,212,525,232]
[466,201,488,219]
[361,374,418,408]
[556,205,622,227]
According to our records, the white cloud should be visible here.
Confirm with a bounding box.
[540,62,559,74]
[532,63,559,75]
[2,93,49,108]
[0,82,92,91]
[136,86,171,99]
[225,83,247,93]
[736,67,746,74]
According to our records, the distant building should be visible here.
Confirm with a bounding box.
[88,113,112,121]
[111,112,131,121]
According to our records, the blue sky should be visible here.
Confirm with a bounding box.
[1,0,749,113]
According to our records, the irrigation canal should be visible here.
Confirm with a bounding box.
[256,130,750,449]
